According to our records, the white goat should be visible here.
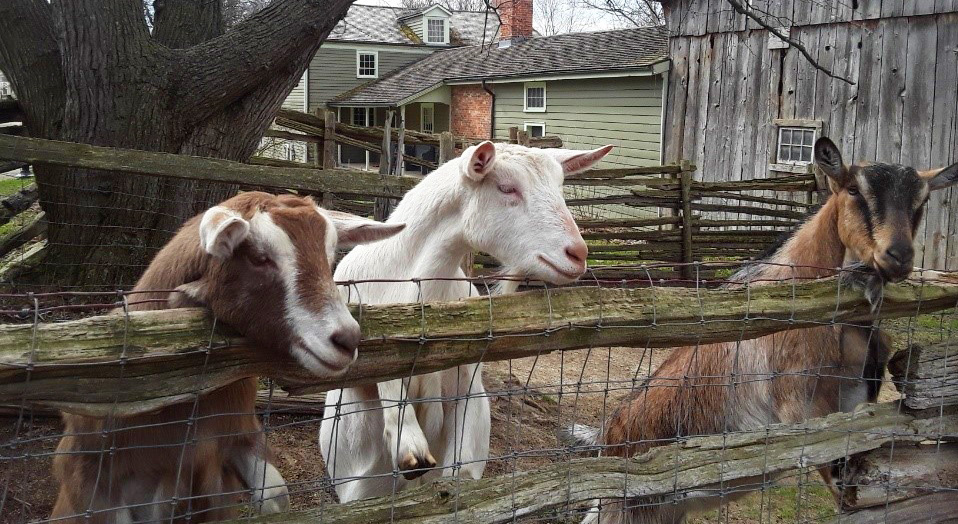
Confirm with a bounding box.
[320,141,612,502]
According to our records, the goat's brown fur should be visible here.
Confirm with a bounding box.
[51,192,336,523]
[588,138,957,524]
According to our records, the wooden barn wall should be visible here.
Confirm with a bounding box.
[662,12,958,270]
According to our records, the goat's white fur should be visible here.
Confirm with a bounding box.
[320,142,610,502]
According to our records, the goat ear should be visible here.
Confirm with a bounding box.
[920,163,958,191]
[461,141,496,182]
[549,145,614,177]
[169,280,209,309]
[814,137,849,186]
[323,210,406,248]
[199,206,250,259]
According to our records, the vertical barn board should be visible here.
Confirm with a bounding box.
[904,0,939,16]
[928,13,958,269]
[746,0,771,30]
[700,33,727,183]
[766,0,795,22]
[686,0,711,37]
[791,0,816,27]
[663,0,685,35]
[726,30,749,222]
[874,18,908,164]
[706,0,723,35]
[813,24,839,123]
[779,41,801,119]
[664,36,692,164]
[681,37,706,165]
[901,18,937,266]
[881,0,905,18]
[855,0,884,20]
[692,34,716,175]
[852,20,883,161]
[793,26,822,120]
[935,0,958,13]
[827,23,862,157]
[734,30,765,187]
[754,42,783,181]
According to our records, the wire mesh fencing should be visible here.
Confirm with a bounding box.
[2,263,957,524]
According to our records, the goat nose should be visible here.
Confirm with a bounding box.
[330,327,361,358]
[565,242,588,265]
[886,244,914,266]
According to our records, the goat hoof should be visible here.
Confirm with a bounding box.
[399,452,437,480]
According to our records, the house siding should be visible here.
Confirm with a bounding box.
[493,76,664,168]
[406,17,423,40]
[282,72,307,111]
[661,2,958,269]
[306,46,432,111]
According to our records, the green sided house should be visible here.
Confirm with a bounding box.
[275,0,669,169]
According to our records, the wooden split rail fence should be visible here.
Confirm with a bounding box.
[0,131,956,522]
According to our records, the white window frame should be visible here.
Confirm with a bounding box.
[524,122,546,138]
[776,126,816,165]
[420,103,435,133]
[425,17,449,45]
[523,82,547,113]
[769,119,823,174]
[356,50,379,79]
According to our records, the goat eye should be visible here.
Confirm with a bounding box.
[497,184,518,195]
[847,186,859,196]
[249,252,272,268]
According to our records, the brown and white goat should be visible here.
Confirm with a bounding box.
[51,192,403,524]
[577,138,958,523]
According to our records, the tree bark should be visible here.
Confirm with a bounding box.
[0,0,354,288]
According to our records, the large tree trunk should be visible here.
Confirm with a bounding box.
[0,0,350,289]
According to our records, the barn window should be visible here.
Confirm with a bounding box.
[524,122,545,138]
[426,18,447,44]
[524,82,546,112]
[356,51,378,78]
[777,126,816,165]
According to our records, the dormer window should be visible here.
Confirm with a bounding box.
[356,51,378,79]
[426,17,448,44]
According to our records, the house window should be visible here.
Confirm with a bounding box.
[777,126,816,165]
[421,103,435,133]
[0,82,11,98]
[356,51,378,78]
[426,18,447,44]
[524,82,546,112]
[352,107,368,126]
[524,122,545,138]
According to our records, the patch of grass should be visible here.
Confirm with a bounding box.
[689,478,837,524]
[0,207,40,238]
[0,176,32,197]
[881,312,958,349]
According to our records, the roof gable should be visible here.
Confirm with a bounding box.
[327,4,498,46]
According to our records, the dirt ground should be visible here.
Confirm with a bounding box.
[0,336,915,523]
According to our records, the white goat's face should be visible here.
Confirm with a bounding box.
[174,193,404,377]
[458,142,612,285]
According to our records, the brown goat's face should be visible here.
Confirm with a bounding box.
[173,193,404,376]
[814,138,958,282]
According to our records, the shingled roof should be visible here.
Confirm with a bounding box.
[326,5,500,46]
[329,25,669,107]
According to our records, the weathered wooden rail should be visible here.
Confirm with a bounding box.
[244,403,956,524]
[1,274,956,416]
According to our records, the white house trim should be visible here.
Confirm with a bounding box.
[356,50,379,79]
[444,61,671,85]
[523,82,546,113]
[322,42,434,54]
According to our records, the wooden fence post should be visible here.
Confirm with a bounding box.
[322,109,337,170]
[679,161,694,281]
[516,130,529,146]
[438,131,455,164]
[509,127,518,144]
[310,108,322,167]
[375,110,396,221]
[393,113,405,176]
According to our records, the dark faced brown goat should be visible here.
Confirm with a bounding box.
[576,138,958,524]
[51,192,404,523]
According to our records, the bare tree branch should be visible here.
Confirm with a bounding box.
[723,0,855,85]
[175,0,355,126]
[577,0,662,28]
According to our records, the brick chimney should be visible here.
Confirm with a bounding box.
[497,0,533,42]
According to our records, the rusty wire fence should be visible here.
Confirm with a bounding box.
[1,263,957,524]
